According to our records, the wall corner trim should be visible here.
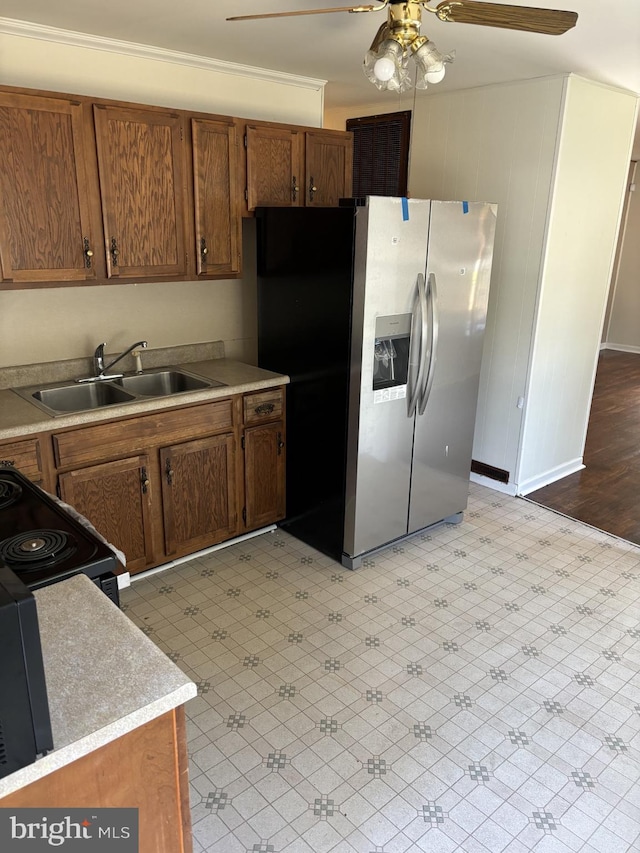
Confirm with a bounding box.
[0,16,327,92]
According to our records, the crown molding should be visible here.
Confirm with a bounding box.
[0,17,327,91]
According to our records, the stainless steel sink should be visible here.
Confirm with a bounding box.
[30,382,137,414]
[114,369,222,396]
[13,367,226,416]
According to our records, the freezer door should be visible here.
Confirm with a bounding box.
[408,201,497,532]
[343,197,431,560]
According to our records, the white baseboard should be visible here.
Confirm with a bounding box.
[600,343,640,354]
[470,472,518,496]
[130,525,278,583]
[517,458,584,496]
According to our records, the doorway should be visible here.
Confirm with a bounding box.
[526,163,640,543]
[526,349,640,545]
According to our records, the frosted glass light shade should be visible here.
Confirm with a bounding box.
[363,39,408,91]
[413,39,447,89]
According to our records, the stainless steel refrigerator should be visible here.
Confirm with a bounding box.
[256,196,497,568]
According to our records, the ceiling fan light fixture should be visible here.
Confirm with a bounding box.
[229,1,579,94]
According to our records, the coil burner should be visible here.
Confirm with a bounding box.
[0,529,77,571]
[0,476,22,510]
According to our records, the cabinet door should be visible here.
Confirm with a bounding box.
[244,422,286,530]
[192,118,241,276]
[161,434,237,558]
[93,105,187,279]
[0,92,96,284]
[58,455,155,574]
[305,130,353,207]
[246,125,303,210]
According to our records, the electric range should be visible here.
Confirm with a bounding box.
[0,466,120,605]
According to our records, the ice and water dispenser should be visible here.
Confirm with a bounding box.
[372,314,411,402]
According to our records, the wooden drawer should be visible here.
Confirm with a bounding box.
[0,436,43,482]
[243,387,284,425]
[54,399,234,468]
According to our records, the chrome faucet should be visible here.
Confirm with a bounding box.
[84,340,148,381]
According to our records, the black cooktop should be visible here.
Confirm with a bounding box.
[0,467,119,590]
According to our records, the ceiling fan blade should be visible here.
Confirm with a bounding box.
[227,5,376,22]
[435,2,578,35]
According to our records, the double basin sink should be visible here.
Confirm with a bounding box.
[14,368,226,417]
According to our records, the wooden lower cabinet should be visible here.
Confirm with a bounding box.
[161,433,237,558]
[244,421,286,530]
[47,387,286,574]
[0,707,192,853]
[58,455,155,574]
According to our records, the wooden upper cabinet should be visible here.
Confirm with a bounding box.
[305,130,353,207]
[246,124,303,210]
[192,118,241,276]
[93,105,187,279]
[0,92,96,285]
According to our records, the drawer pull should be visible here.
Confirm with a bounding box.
[255,402,275,416]
[0,459,15,467]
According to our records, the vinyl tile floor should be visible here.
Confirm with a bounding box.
[121,484,640,853]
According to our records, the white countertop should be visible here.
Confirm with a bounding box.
[0,574,197,798]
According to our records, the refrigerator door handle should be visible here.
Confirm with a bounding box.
[418,272,439,416]
[407,272,428,417]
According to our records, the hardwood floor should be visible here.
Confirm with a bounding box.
[527,349,640,545]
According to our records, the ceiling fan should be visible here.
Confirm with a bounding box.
[227,1,578,93]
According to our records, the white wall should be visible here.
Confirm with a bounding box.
[0,23,324,368]
[603,161,640,351]
[518,78,638,491]
[324,102,386,130]
[408,76,566,483]
[406,74,637,492]
[0,23,324,124]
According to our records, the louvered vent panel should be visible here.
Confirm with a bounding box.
[347,111,411,197]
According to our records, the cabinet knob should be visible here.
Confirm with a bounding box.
[83,237,94,269]
[277,432,285,455]
[308,178,317,201]
[141,466,150,494]
[200,236,208,267]
[292,177,300,202]
[165,458,174,485]
[110,237,119,268]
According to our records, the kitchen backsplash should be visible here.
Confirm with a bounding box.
[0,341,226,391]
